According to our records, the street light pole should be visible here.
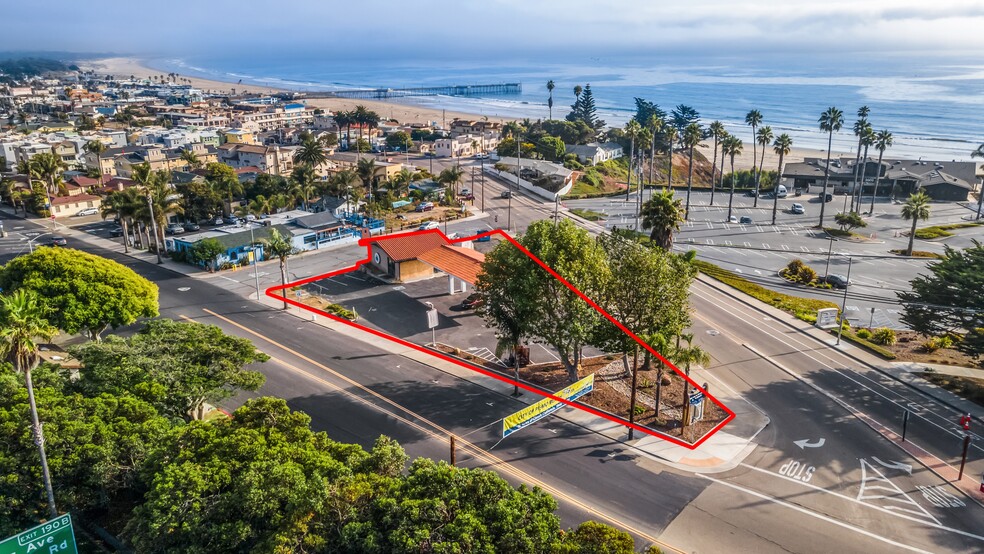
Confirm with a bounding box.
[824,235,834,278]
[146,193,163,264]
[25,367,58,518]
[249,223,260,301]
[836,256,853,346]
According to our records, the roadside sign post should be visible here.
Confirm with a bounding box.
[0,513,78,554]
[424,302,438,346]
[449,434,456,466]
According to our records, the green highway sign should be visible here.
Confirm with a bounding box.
[0,514,78,554]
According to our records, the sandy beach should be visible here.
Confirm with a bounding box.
[83,57,834,171]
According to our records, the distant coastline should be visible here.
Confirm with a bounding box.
[82,56,890,172]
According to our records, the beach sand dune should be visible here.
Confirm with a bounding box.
[83,57,836,171]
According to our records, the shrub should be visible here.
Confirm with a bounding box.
[324,303,357,320]
[796,265,817,284]
[872,328,897,346]
[938,335,955,349]
[921,338,940,353]
[786,259,805,275]
[856,328,872,340]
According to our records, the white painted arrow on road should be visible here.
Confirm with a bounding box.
[793,438,825,449]
[871,456,912,475]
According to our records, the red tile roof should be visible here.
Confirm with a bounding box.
[51,193,101,206]
[417,245,486,285]
[373,232,446,262]
[70,176,99,186]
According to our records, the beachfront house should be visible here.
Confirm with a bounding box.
[565,142,623,165]
[485,157,575,201]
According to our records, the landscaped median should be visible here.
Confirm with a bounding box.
[912,221,983,240]
[695,260,896,359]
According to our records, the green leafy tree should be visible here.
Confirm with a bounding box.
[0,365,171,534]
[641,189,685,250]
[632,98,667,128]
[557,521,635,554]
[536,135,566,162]
[124,397,404,552]
[70,319,267,420]
[261,228,297,309]
[833,211,866,232]
[817,107,844,227]
[899,241,984,360]
[0,247,158,340]
[901,191,931,256]
[189,237,225,269]
[176,178,222,223]
[479,220,606,383]
[205,162,242,215]
[386,130,413,151]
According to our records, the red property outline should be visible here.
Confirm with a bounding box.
[266,228,735,449]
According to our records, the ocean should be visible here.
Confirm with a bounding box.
[147,54,984,161]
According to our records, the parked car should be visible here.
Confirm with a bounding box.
[474,230,492,242]
[739,216,753,224]
[222,215,239,224]
[790,203,805,214]
[109,226,125,237]
[744,190,758,197]
[474,153,489,159]
[418,221,440,231]
[74,207,99,217]
[212,216,225,225]
[728,215,738,223]
[459,188,471,196]
[165,223,186,235]
[824,274,851,288]
[460,293,484,309]
[500,190,512,199]
[42,236,68,247]
[183,221,201,232]
[462,193,475,201]
[820,193,833,202]
[415,202,435,212]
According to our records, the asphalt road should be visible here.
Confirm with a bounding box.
[3,205,983,552]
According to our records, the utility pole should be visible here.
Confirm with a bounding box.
[249,223,261,301]
[823,235,834,278]
[836,256,853,346]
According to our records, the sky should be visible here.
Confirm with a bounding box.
[3,0,984,61]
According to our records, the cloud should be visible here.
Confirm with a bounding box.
[1,0,982,58]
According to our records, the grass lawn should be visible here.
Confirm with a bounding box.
[889,249,943,259]
[569,208,606,221]
[913,221,983,240]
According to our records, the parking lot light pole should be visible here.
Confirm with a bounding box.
[836,256,853,346]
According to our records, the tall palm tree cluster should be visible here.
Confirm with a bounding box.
[332,105,381,152]
[101,163,181,258]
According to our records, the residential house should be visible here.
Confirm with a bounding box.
[565,142,623,165]
[486,157,576,201]
[217,143,293,176]
[50,193,101,218]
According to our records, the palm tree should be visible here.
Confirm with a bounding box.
[393,168,415,198]
[546,80,555,120]
[901,192,931,256]
[640,188,684,250]
[131,161,153,188]
[708,121,725,205]
[244,194,273,217]
[139,170,183,257]
[331,168,360,213]
[333,111,353,150]
[647,114,663,188]
[971,144,984,219]
[682,122,702,220]
[290,164,318,210]
[850,112,872,212]
[29,152,65,196]
[207,171,242,216]
[83,140,107,183]
[869,129,894,214]
[856,127,875,214]
[179,148,201,170]
[0,289,59,519]
[356,158,380,208]
[573,85,582,101]
[101,189,140,253]
[722,135,743,221]
[675,333,711,433]
[754,125,773,206]
[293,135,328,169]
[438,165,465,197]
[624,120,642,201]
[817,107,844,227]
[664,124,678,188]
[262,228,297,309]
[771,134,793,225]
[744,110,763,203]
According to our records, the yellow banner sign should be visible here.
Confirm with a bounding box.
[502,374,594,437]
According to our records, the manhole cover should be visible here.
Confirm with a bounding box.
[177,287,191,292]
[706,329,720,336]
